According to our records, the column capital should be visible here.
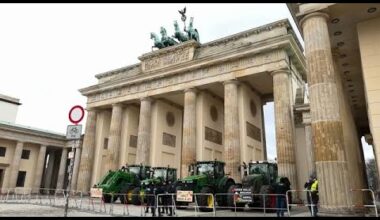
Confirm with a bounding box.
[223,79,240,86]
[300,11,330,29]
[184,87,198,94]
[271,68,290,76]
[140,96,153,102]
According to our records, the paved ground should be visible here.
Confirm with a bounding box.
[0,197,378,217]
[0,197,311,217]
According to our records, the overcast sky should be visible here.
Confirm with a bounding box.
[0,3,374,160]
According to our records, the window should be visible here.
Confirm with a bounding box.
[0,147,6,157]
[21,150,30,159]
[103,138,109,149]
[16,171,26,187]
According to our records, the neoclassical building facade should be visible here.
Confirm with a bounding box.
[77,19,310,196]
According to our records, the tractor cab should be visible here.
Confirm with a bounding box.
[189,160,225,179]
[126,164,151,180]
[150,166,177,184]
[246,161,278,186]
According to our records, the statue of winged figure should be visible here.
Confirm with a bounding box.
[178,7,186,22]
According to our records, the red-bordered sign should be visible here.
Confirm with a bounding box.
[68,105,85,125]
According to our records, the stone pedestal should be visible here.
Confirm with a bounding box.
[77,110,97,193]
[300,12,352,214]
[136,97,152,165]
[8,141,24,192]
[56,148,68,190]
[272,69,298,193]
[104,103,123,172]
[223,80,241,183]
[32,145,47,193]
[181,88,197,178]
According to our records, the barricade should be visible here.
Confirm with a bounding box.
[214,192,288,216]
[156,193,177,217]
[286,189,316,217]
[350,189,378,217]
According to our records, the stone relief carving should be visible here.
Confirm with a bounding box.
[88,49,283,104]
[162,132,176,147]
[129,135,138,148]
[246,121,261,142]
[205,126,222,145]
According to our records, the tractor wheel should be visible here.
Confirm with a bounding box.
[175,185,189,210]
[131,187,141,205]
[197,187,214,212]
[218,181,234,208]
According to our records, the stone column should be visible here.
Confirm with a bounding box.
[43,151,55,189]
[272,69,298,193]
[71,146,81,191]
[77,110,97,193]
[304,123,315,176]
[104,103,123,172]
[136,97,152,165]
[32,145,47,193]
[56,148,68,190]
[181,88,197,178]
[300,12,351,214]
[223,80,241,183]
[8,141,24,191]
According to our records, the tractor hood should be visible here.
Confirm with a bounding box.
[180,174,207,183]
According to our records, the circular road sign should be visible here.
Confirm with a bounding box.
[69,105,85,125]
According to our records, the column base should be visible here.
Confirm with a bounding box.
[318,206,365,217]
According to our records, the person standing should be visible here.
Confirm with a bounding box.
[304,175,314,214]
[273,177,289,217]
[310,176,319,217]
[304,174,318,217]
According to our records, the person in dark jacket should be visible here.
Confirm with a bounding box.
[164,181,176,216]
[145,182,156,216]
[273,177,289,217]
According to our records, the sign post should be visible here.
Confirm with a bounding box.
[64,105,84,217]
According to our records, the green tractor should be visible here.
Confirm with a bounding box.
[131,166,177,205]
[92,164,151,204]
[228,161,292,211]
[174,160,236,212]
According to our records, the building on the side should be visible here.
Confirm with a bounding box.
[0,94,82,194]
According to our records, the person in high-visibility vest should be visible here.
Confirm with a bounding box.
[310,177,319,217]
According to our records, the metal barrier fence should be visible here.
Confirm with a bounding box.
[2,187,377,217]
[350,188,378,217]
[214,193,288,216]
[286,189,316,217]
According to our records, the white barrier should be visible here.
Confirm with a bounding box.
[286,189,316,217]
[350,189,378,217]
